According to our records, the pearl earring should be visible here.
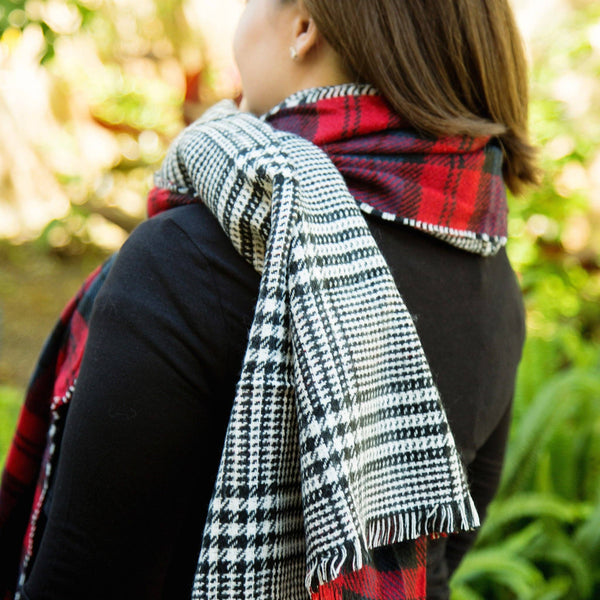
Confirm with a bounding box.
[289,46,299,61]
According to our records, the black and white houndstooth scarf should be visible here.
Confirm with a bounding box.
[155,91,480,599]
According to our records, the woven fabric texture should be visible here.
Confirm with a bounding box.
[154,92,479,599]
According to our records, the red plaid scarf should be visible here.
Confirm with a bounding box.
[147,88,507,249]
[0,86,505,599]
[265,90,506,241]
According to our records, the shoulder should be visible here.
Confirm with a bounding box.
[124,203,235,261]
[114,204,260,297]
[94,203,260,382]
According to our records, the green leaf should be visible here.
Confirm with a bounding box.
[524,526,593,598]
[476,493,591,547]
[450,584,485,600]
[575,502,600,567]
[499,369,600,498]
[0,385,23,466]
[452,549,545,599]
[531,576,573,600]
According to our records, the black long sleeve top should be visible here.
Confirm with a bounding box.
[22,203,525,599]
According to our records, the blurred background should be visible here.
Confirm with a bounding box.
[0,0,599,597]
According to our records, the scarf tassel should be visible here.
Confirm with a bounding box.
[305,495,479,593]
[365,495,480,549]
[306,539,366,593]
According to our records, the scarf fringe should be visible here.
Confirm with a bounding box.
[306,539,367,593]
[366,495,480,549]
[305,495,479,593]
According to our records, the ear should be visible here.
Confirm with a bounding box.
[290,3,321,60]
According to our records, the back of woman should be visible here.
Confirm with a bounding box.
[0,1,537,598]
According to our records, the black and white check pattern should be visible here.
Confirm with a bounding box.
[156,99,480,600]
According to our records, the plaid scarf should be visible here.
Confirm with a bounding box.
[0,84,507,600]
[0,258,116,600]
[263,86,506,256]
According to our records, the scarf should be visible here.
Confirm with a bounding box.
[1,84,507,600]
[263,85,506,256]
[156,86,492,598]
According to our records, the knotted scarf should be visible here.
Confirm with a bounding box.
[1,84,508,600]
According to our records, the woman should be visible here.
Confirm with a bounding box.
[0,0,536,598]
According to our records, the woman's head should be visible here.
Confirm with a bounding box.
[234,0,538,194]
[233,0,351,116]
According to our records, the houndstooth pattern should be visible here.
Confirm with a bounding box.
[155,98,479,600]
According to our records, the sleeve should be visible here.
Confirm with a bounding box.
[22,214,238,600]
[444,400,514,575]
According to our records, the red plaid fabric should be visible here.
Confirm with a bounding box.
[1,88,504,598]
[265,93,506,238]
[312,537,427,600]
[149,93,506,237]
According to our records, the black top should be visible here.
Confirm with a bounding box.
[23,204,525,600]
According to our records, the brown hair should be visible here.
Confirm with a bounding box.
[295,0,539,194]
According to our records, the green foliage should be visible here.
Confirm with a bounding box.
[0,0,95,63]
[450,3,600,598]
[498,367,600,499]
[0,0,200,252]
[450,329,600,600]
[0,386,23,465]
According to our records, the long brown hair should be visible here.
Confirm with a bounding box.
[295,0,539,194]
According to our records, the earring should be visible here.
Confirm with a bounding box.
[289,46,299,61]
